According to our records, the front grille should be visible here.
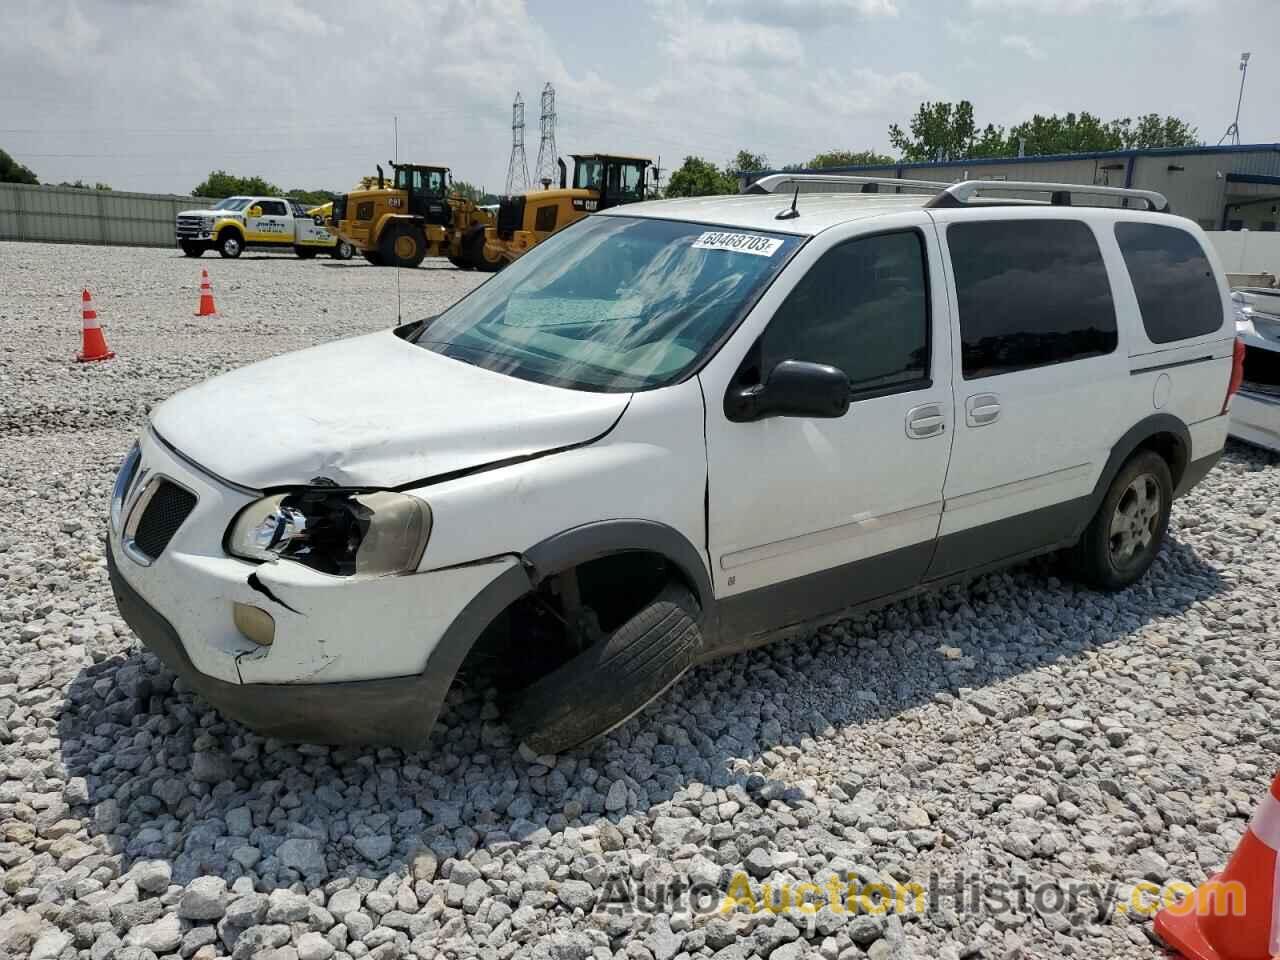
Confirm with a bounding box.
[332,195,347,223]
[132,481,197,559]
[176,215,207,238]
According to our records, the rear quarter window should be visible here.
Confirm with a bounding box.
[1114,222,1224,343]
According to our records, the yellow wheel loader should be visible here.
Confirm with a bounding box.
[327,163,495,269]
[473,154,655,271]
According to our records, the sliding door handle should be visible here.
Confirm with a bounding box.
[965,393,1001,427]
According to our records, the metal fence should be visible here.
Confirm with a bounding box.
[0,183,215,248]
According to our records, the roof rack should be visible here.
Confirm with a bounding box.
[745,173,1170,212]
[746,174,949,195]
[929,180,1168,212]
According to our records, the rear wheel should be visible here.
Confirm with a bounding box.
[217,230,243,259]
[1066,450,1172,590]
[332,240,354,260]
[507,582,701,754]
[378,223,427,268]
[180,241,205,257]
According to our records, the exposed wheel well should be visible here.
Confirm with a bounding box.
[1135,431,1188,490]
[454,550,696,698]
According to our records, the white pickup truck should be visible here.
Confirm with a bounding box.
[175,196,354,260]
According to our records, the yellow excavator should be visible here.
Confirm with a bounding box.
[327,162,495,269]
[471,153,656,271]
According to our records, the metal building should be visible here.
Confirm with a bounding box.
[743,143,1280,231]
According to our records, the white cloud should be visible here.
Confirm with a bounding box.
[700,0,900,24]
[971,0,1207,16]
[999,34,1046,59]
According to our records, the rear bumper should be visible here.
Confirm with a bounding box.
[109,544,452,748]
[1175,450,1223,498]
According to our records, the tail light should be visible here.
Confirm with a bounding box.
[1223,337,1246,413]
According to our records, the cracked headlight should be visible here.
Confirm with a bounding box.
[227,490,431,578]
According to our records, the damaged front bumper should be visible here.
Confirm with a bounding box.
[106,428,529,747]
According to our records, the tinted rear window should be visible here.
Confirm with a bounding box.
[949,219,1117,379]
[1115,223,1223,343]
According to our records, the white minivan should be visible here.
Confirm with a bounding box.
[109,177,1241,752]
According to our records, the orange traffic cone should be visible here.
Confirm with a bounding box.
[76,289,115,362]
[194,269,217,317]
[1154,772,1280,959]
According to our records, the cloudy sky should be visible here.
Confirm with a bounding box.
[2,0,1276,196]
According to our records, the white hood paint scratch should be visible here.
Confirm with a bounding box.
[150,330,631,489]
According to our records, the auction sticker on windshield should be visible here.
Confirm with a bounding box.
[691,231,783,257]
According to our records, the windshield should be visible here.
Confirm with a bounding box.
[212,197,250,211]
[411,215,801,391]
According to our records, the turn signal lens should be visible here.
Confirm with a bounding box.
[233,603,275,646]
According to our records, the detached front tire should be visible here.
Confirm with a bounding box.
[179,241,205,257]
[508,582,701,754]
[1066,450,1172,590]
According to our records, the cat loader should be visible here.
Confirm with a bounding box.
[327,162,495,269]
[471,153,655,271]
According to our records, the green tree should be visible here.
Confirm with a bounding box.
[730,149,769,173]
[889,101,994,162]
[0,148,38,184]
[284,187,337,205]
[802,149,895,169]
[1005,112,1124,155]
[450,180,500,205]
[192,170,281,198]
[1119,114,1201,149]
[58,179,112,191]
[664,156,737,197]
[889,101,1202,163]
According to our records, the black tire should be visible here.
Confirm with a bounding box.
[294,246,318,259]
[217,229,243,259]
[361,250,384,266]
[465,227,503,273]
[378,222,427,268]
[448,256,474,270]
[508,582,701,754]
[331,240,354,261]
[179,241,205,257]
[1066,450,1172,590]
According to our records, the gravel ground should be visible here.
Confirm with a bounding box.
[1,239,1279,960]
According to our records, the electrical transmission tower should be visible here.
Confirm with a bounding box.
[535,83,558,189]
[505,92,529,196]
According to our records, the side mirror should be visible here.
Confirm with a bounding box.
[248,206,262,218]
[725,360,850,423]
[313,214,325,226]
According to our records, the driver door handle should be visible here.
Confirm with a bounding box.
[905,403,946,439]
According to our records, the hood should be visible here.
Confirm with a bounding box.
[150,330,630,489]
[178,208,234,218]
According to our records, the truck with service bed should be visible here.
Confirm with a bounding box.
[175,195,354,260]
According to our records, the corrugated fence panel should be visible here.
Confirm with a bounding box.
[0,183,215,248]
